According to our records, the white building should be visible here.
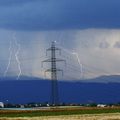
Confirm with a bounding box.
[97,104,106,108]
[0,102,4,108]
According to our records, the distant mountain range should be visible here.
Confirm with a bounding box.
[80,75,120,83]
[0,75,120,104]
[1,75,120,82]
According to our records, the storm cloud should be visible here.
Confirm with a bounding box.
[0,0,120,30]
[0,1,120,80]
[0,0,37,6]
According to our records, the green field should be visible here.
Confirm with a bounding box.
[1,107,120,117]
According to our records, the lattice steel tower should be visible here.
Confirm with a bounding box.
[42,41,65,106]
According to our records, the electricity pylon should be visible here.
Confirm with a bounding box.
[42,41,65,106]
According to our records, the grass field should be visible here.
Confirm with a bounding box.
[1,107,120,118]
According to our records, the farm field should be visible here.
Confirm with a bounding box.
[1,107,120,119]
[0,113,120,120]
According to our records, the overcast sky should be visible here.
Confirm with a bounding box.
[0,0,120,80]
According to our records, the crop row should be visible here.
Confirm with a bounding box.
[0,107,120,117]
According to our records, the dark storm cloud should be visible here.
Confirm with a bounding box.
[114,41,120,48]
[0,0,36,6]
[99,41,110,49]
[0,0,120,30]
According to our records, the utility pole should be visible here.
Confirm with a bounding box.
[42,41,65,106]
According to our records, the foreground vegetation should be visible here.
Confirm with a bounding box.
[1,113,120,120]
[1,107,120,117]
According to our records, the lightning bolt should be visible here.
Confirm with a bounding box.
[4,40,12,77]
[55,42,84,79]
[13,33,22,80]
[72,52,83,79]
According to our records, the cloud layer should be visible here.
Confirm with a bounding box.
[0,29,120,79]
[0,0,120,30]
[0,1,120,80]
